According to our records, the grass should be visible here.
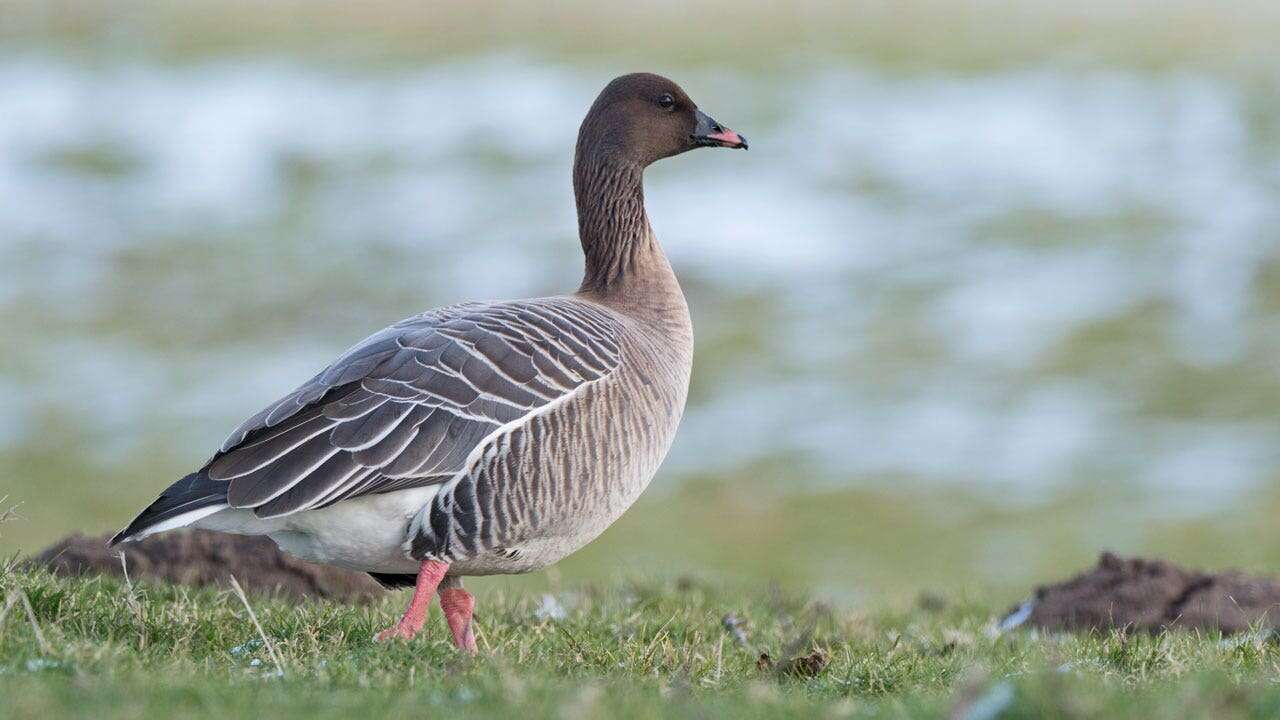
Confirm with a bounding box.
[6,564,1280,719]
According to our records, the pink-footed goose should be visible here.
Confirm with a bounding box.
[111,72,747,651]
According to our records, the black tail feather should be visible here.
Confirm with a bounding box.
[109,470,227,546]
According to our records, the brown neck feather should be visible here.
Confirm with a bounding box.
[573,152,655,294]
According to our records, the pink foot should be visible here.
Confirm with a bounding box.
[440,586,478,653]
[374,559,449,642]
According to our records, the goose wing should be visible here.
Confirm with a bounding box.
[205,298,622,519]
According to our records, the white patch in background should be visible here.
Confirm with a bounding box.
[1,55,1277,512]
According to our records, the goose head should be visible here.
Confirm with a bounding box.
[576,72,747,168]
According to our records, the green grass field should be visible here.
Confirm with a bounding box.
[12,457,1280,718]
[7,562,1280,720]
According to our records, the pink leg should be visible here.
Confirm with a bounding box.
[439,585,478,653]
[375,559,449,642]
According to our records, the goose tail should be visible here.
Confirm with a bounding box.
[109,470,228,546]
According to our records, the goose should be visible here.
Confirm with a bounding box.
[110,72,747,652]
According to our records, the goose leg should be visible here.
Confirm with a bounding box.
[439,578,478,653]
[375,559,449,641]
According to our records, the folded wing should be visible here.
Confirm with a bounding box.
[118,298,623,541]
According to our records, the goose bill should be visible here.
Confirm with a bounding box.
[691,110,748,149]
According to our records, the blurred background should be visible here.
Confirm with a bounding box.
[2,0,1279,605]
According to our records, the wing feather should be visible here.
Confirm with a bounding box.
[255,452,364,518]
[207,410,335,480]
[351,406,430,468]
[322,391,386,421]
[380,408,455,477]
[328,400,415,451]
[189,298,620,519]
[227,439,342,507]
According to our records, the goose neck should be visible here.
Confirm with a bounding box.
[574,156,659,294]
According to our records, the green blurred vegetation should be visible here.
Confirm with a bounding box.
[2,0,1278,71]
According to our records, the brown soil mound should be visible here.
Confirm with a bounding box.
[32,530,387,604]
[1004,552,1280,634]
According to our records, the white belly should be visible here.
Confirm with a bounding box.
[194,486,439,573]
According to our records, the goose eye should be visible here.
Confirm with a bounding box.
[657,93,675,110]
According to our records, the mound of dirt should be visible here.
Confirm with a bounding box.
[1004,552,1280,634]
[32,530,387,604]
